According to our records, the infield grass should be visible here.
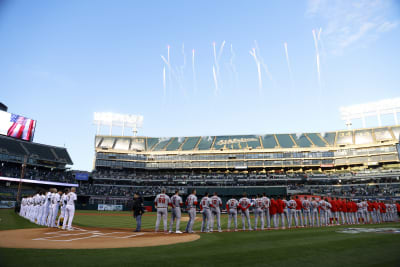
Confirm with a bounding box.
[1,209,400,267]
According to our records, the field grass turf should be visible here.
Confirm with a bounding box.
[1,209,400,267]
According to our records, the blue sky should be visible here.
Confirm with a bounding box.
[1,0,399,170]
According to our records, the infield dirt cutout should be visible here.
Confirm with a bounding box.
[0,226,200,249]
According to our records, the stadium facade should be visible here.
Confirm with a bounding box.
[94,125,400,171]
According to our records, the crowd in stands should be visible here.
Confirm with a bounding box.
[0,163,75,183]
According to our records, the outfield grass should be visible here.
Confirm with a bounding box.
[1,209,400,267]
[0,209,43,231]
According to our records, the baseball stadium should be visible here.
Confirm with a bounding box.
[1,1,400,267]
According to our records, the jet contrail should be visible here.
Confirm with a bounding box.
[254,40,274,84]
[249,48,262,93]
[217,40,226,62]
[312,29,321,86]
[212,65,219,94]
[284,42,294,89]
[192,49,197,92]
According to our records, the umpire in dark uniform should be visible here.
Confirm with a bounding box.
[132,193,145,232]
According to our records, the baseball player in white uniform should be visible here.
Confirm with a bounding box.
[311,197,320,227]
[239,193,252,231]
[210,192,222,232]
[302,196,312,227]
[288,196,298,228]
[262,193,271,228]
[319,198,329,226]
[200,192,212,233]
[185,189,198,233]
[282,198,290,228]
[226,196,239,231]
[62,187,77,230]
[39,190,51,226]
[253,195,264,230]
[154,188,170,233]
[49,189,61,227]
[169,190,183,233]
[57,188,69,228]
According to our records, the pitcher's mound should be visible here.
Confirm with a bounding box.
[0,226,200,249]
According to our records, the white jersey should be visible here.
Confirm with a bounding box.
[44,192,51,206]
[33,194,41,205]
[60,194,67,207]
[319,200,328,211]
[283,200,288,210]
[210,196,222,210]
[200,197,212,209]
[302,200,311,211]
[154,193,170,208]
[186,194,198,209]
[311,200,319,211]
[254,198,264,209]
[239,197,251,209]
[261,196,270,209]
[288,199,297,209]
[226,199,239,210]
[66,192,77,206]
[51,193,60,205]
[357,203,363,212]
[170,195,183,208]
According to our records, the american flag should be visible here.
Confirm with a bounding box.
[7,114,36,141]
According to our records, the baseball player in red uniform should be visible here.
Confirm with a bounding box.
[276,196,286,229]
[270,197,278,229]
[295,196,303,227]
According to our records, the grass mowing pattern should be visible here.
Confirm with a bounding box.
[1,209,399,267]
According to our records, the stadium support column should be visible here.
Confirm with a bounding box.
[16,155,28,204]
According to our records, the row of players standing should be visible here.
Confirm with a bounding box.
[19,187,77,230]
[151,189,400,233]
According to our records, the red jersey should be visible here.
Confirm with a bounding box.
[276,199,284,214]
[396,203,400,212]
[373,202,379,211]
[295,199,302,210]
[380,202,386,213]
[330,200,337,212]
[352,202,357,212]
[367,201,373,212]
[269,199,278,215]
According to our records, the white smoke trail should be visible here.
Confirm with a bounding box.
[284,42,294,89]
[249,48,262,93]
[312,29,321,86]
[192,49,197,92]
[254,40,274,84]
[212,65,219,95]
[217,40,226,62]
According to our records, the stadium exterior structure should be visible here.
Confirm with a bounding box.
[94,125,400,172]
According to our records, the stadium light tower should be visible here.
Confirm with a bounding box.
[93,112,143,136]
[339,98,400,129]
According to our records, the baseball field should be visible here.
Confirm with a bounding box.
[0,209,400,267]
